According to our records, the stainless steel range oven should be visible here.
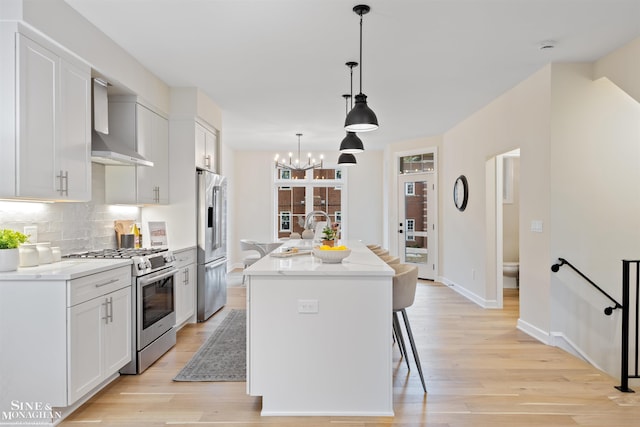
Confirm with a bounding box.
[66,248,178,374]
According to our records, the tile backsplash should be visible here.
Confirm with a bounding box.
[0,164,139,255]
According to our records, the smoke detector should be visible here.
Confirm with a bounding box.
[539,40,557,50]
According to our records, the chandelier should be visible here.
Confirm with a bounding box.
[275,133,323,171]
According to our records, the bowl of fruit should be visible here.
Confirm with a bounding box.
[312,245,351,263]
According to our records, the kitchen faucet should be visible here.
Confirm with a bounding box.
[304,210,330,231]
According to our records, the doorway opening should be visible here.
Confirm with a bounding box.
[489,149,520,309]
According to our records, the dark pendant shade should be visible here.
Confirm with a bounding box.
[339,132,364,154]
[344,93,378,132]
[337,152,357,166]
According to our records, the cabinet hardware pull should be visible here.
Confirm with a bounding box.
[56,170,64,195]
[102,300,109,324]
[107,296,114,323]
[205,155,211,168]
[63,170,69,196]
[95,278,119,288]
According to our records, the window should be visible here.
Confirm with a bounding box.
[406,218,416,241]
[405,182,415,196]
[275,167,346,239]
[399,153,435,174]
[279,211,291,232]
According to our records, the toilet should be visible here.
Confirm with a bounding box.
[503,261,519,288]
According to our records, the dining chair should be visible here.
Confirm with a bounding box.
[240,239,262,284]
[391,263,427,393]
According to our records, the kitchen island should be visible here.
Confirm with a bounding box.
[244,240,395,416]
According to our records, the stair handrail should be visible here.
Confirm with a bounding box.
[551,257,636,393]
[551,257,622,315]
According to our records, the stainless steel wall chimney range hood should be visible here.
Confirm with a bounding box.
[91,78,153,167]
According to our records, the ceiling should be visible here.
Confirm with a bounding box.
[63,0,640,153]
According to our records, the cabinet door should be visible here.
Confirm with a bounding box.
[205,129,218,173]
[136,104,169,204]
[59,59,91,201]
[176,264,196,326]
[103,286,132,374]
[68,296,104,405]
[195,122,208,170]
[195,122,218,172]
[16,34,57,199]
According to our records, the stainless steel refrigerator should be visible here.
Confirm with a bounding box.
[196,170,227,321]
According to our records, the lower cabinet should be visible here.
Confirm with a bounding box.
[174,247,196,327]
[0,264,132,409]
[68,286,131,404]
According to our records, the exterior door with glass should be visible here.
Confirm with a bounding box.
[398,173,435,279]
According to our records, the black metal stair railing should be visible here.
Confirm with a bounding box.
[551,257,638,393]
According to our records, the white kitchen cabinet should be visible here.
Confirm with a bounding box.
[195,121,219,172]
[0,29,91,201]
[68,285,131,404]
[105,100,169,205]
[174,247,196,327]
[0,263,131,408]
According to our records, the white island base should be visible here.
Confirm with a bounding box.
[245,240,394,416]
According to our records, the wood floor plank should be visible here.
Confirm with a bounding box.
[59,280,640,426]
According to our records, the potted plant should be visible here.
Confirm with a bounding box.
[321,225,336,247]
[0,229,29,272]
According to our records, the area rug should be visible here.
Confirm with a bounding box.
[173,309,246,382]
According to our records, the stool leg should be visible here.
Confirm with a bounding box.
[393,312,410,370]
[401,308,427,393]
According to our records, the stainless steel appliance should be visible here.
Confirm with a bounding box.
[197,170,228,321]
[65,248,178,374]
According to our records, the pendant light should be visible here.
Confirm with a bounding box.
[339,62,364,154]
[337,152,357,166]
[344,4,378,133]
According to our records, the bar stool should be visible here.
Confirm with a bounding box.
[391,263,427,393]
[379,255,400,265]
[373,248,389,257]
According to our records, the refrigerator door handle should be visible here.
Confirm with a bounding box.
[213,186,220,249]
[207,206,214,228]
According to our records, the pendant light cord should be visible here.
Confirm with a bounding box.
[359,12,363,95]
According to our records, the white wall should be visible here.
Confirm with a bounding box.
[549,63,640,374]
[231,150,384,268]
[441,66,552,325]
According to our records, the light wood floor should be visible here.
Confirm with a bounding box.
[60,279,640,426]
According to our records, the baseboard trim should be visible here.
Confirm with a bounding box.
[439,277,499,308]
[516,318,550,345]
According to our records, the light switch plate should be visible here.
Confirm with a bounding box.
[530,220,543,233]
[298,299,319,314]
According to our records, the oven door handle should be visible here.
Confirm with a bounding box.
[138,268,179,287]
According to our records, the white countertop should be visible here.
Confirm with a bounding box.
[244,239,393,277]
[0,258,132,281]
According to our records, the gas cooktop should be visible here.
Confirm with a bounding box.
[64,248,167,259]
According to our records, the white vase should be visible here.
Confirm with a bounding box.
[51,246,62,263]
[0,248,20,272]
[37,242,53,264]
[19,243,39,267]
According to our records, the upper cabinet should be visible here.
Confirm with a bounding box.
[195,122,219,172]
[0,29,91,201]
[105,99,169,205]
